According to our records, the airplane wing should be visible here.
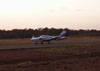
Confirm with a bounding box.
[46,36,59,41]
[46,36,67,41]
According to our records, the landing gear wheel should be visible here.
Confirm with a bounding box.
[41,42,43,44]
[48,41,50,44]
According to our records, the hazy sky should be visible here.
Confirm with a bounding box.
[0,0,100,30]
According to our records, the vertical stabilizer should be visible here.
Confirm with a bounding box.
[59,30,66,37]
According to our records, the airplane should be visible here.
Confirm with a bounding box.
[31,30,67,44]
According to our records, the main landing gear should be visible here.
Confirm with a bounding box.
[41,41,50,44]
[41,42,43,44]
[48,41,50,44]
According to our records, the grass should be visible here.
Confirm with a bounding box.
[0,38,32,46]
[35,46,73,52]
[0,57,99,71]
[35,44,100,52]
[0,37,100,46]
[0,44,100,71]
[57,36,100,43]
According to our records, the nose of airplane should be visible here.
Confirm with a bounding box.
[31,38,37,41]
[31,37,40,41]
[30,38,33,40]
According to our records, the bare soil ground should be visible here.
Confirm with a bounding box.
[0,45,100,71]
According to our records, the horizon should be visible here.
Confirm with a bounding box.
[0,0,100,30]
[0,27,100,31]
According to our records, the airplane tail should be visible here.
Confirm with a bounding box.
[59,30,66,37]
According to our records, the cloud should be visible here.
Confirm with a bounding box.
[49,6,69,13]
[58,6,69,11]
[75,9,82,12]
[49,9,55,13]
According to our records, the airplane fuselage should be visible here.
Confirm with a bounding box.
[31,30,67,44]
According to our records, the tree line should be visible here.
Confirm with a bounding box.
[0,27,100,39]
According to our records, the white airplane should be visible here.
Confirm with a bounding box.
[31,30,67,44]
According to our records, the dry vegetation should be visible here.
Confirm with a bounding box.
[57,36,100,43]
[0,37,100,46]
[0,45,100,71]
[0,39,32,46]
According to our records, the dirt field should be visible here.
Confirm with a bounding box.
[0,45,100,71]
[0,36,100,46]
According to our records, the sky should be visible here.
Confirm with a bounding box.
[0,0,100,30]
